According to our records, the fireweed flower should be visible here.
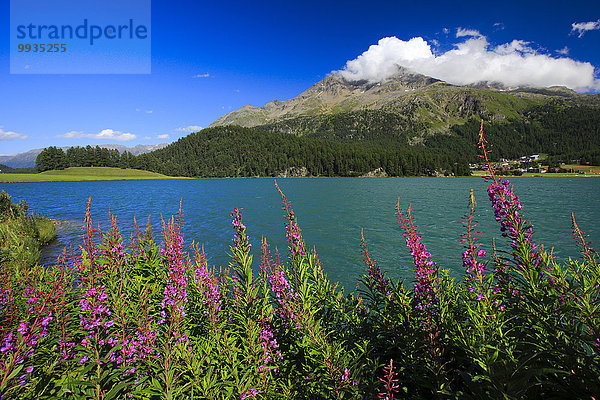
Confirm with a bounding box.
[462,189,487,298]
[339,367,357,387]
[275,180,306,258]
[0,288,11,312]
[158,216,191,353]
[100,215,128,268]
[396,201,438,315]
[79,286,113,338]
[378,359,400,400]
[231,208,251,252]
[257,323,283,376]
[361,229,392,297]
[261,237,299,327]
[285,218,305,258]
[159,224,188,326]
[1,280,55,376]
[269,264,297,324]
[241,388,258,400]
[478,121,539,273]
[193,245,222,324]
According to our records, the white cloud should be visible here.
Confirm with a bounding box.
[143,136,151,140]
[494,40,535,55]
[193,73,210,78]
[456,28,483,38]
[493,22,505,31]
[157,134,169,139]
[572,20,600,37]
[58,129,136,141]
[0,127,27,141]
[136,108,153,114]
[556,46,570,55]
[336,35,600,92]
[442,27,449,34]
[176,125,202,132]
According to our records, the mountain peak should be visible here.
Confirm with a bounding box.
[209,69,443,128]
[208,68,591,130]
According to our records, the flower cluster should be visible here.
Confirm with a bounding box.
[1,309,53,386]
[409,235,438,312]
[361,229,391,297]
[79,285,113,337]
[461,189,487,300]
[378,359,400,400]
[257,324,282,376]
[193,249,222,324]
[275,180,305,258]
[112,327,158,369]
[231,208,251,252]
[241,388,258,400]
[285,217,305,258]
[463,248,486,299]
[159,229,188,325]
[397,202,438,314]
[488,179,539,270]
[268,265,297,324]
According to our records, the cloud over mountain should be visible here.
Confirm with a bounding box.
[337,34,600,92]
[58,129,136,141]
[0,127,27,141]
[176,125,203,132]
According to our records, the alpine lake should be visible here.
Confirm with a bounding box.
[3,176,599,291]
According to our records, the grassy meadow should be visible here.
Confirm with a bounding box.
[561,164,600,175]
[0,167,186,183]
[471,169,600,177]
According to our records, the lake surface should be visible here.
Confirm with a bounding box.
[2,177,599,291]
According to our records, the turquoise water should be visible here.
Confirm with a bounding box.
[2,177,599,290]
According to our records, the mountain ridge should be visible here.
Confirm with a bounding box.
[208,69,596,138]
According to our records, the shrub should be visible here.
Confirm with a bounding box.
[1,123,598,399]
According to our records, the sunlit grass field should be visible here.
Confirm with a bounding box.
[470,169,600,177]
[0,167,186,182]
[561,164,600,175]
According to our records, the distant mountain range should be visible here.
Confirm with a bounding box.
[133,69,600,178]
[6,69,599,177]
[0,143,169,169]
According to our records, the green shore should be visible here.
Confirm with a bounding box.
[2,166,599,183]
[0,167,188,183]
[0,191,56,268]
[470,170,600,177]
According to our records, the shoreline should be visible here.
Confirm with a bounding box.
[3,173,599,183]
[0,166,190,183]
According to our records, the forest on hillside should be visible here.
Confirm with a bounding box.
[135,126,470,177]
[34,101,600,177]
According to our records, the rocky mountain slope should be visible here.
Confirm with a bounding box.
[209,69,598,142]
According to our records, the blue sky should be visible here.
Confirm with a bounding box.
[1,0,599,155]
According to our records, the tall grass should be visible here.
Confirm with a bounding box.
[0,191,56,270]
[0,124,598,399]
